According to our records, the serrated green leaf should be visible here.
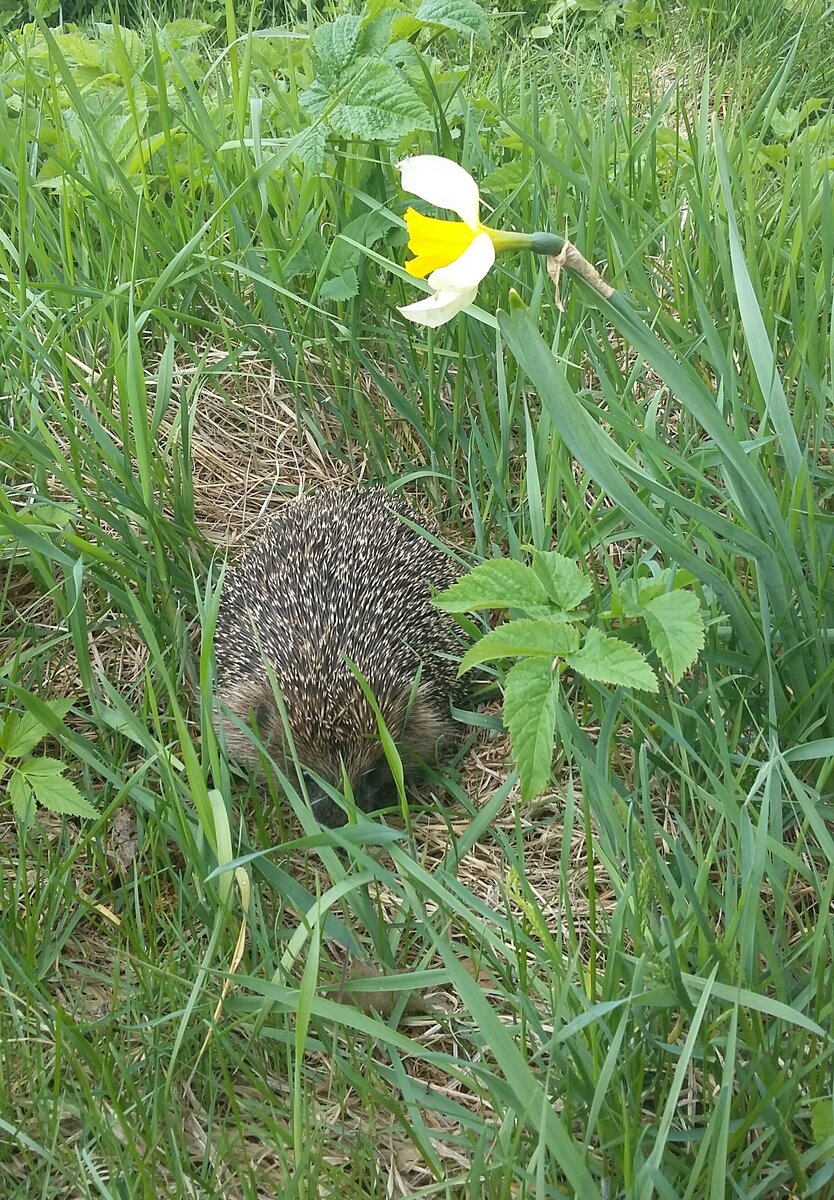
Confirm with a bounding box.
[504,659,558,802]
[299,80,332,118]
[459,618,579,674]
[2,712,48,757]
[1,698,73,758]
[480,160,527,192]
[566,628,658,692]
[329,209,397,274]
[321,269,359,302]
[20,758,98,820]
[329,64,432,140]
[52,32,103,69]
[20,756,66,778]
[811,1099,834,1145]
[358,5,396,53]
[642,591,705,684]
[292,123,327,172]
[314,14,364,85]
[532,551,591,611]
[163,18,213,46]
[8,771,36,827]
[415,0,490,44]
[389,14,425,39]
[620,568,697,616]
[435,560,549,613]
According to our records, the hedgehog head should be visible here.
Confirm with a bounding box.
[216,667,456,825]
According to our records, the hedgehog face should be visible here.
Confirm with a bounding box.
[304,757,399,827]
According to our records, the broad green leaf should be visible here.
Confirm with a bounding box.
[299,80,332,117]
[291,124,327,173]
[328,209,397,275]
[20,758,98,820]
[811,1100,834,1145]
[358,5,396,54]
[459,618,579,674]
[415,0,491,44]
[1,698,73,758]
[2,712,48,758]
[389,15,425,40]
[620,568,697,615]
[642,591,705,684]
[532,550,591,611]
[435,560,549,613]
[503,659,558,801]
[313,14,364,84]
[481,160,527,192]
[163,19,213,46]
[330,65,432,140]
[52,33,102,69]
[321,269,359,302]
[566,628,658,692]
[8,771,35,827]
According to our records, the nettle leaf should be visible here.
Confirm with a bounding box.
[163,19,213,47]
[313,14,364,87]
[414,0,491,44]
[358,6,396,54]
[292,123,328,172]
[329,63,432,140]
[320,269,359,302]
[329,208,398,274]
[532,550,591,612]
[480,159,527,193]
[19,758,98,820]
[52,32,103,70]
[504,658,558,802]
[436,560,549,613]
[642,590,705,684]
[566,628,658,692]
[299,79,332,118]
[389,14,428,39]
[811,1098,834,1146]
[459,618,579,674]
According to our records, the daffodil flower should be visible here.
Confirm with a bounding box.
[397,155,564,328]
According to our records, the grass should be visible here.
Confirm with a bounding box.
[1,0,834,1196]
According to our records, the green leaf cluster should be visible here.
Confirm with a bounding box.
[1,699,97,828]
[438,554,705,800]
[1,20,212,197]
[301,0,489,145]
[528,0,660,43]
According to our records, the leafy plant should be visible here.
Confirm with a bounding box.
[299,0,489,155]
[437,553,705,799]
[1,697,97,827]
[528,0,661,42]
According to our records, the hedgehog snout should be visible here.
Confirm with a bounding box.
[304,757,396,827]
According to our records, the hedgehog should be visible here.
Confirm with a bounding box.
[213,486,467,825]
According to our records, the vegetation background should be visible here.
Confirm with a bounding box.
[1,0,833,1195]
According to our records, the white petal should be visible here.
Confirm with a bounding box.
[427,232,495,290]
[398,155,480,229]
[397,285,479,328]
